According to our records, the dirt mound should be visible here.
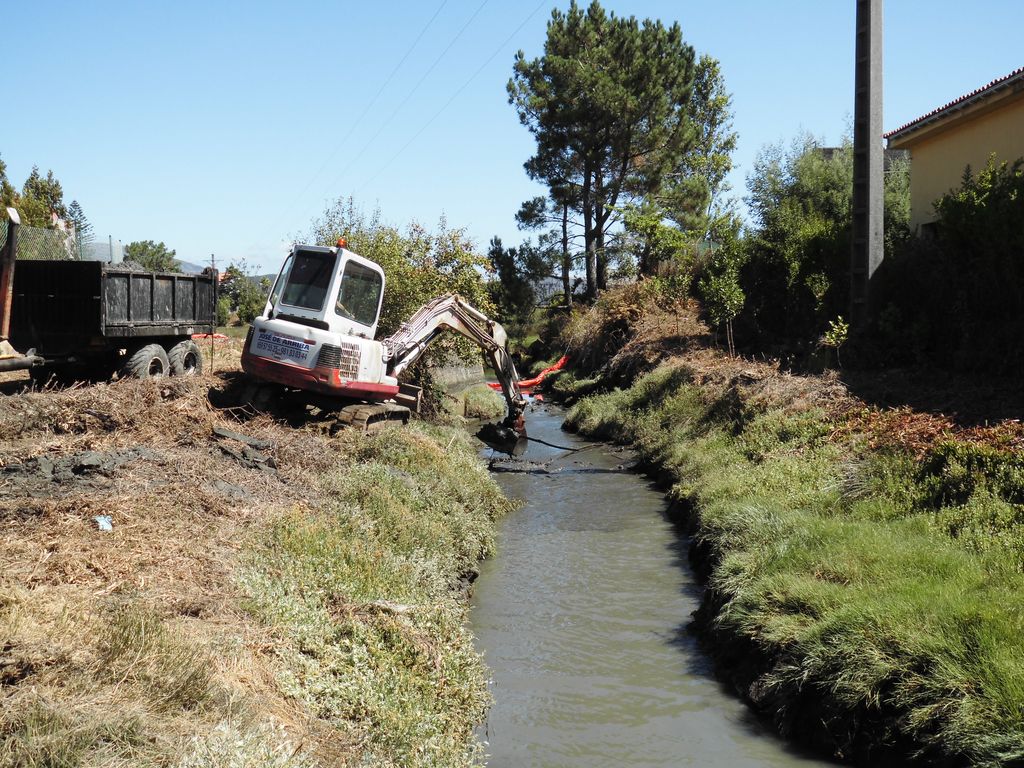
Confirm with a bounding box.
[0,370,346,763]
[572,289,1024,453]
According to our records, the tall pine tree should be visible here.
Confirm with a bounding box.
[67,200,93,252]
[508,1,697,298]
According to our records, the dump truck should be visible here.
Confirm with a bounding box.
[0,207,217,382]
[241,239,526,434]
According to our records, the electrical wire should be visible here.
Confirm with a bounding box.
[356,0,546,195]
[319,0,491,200]
[272,0,450,238]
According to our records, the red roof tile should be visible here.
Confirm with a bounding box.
[884,65,1024,140]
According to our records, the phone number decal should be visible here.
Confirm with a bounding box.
[255,331,310,362]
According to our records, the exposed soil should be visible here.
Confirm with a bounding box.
[592,297,1024,454]
[0,337,370,763]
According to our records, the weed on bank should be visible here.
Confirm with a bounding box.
[565,364,1024,765]
[239,424,512,767]
[0,375,511,768]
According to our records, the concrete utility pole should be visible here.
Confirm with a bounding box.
[850,0,884,326]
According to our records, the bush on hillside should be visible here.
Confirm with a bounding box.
[739,136,910,347]
[876,157,1024,373]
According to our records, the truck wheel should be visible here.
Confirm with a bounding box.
[121,344,170,379]
[168,340,203,377]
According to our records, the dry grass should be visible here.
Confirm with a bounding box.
[0,363,335,765]
[0,334,500,767]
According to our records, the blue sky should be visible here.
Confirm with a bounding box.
[4,1,1020,273]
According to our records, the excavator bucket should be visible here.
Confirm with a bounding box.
[476,420,528,457]
[475,400,528,455]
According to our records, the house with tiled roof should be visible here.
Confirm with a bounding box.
[885,66,1024,232]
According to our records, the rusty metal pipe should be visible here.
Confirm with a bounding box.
[0,207,20,342]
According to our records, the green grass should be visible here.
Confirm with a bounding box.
[97,603,213,712]
[565,364,1024,765]
[458,384,506,421]
[541,369,607,403]
[1,700,147,768]
[216,324,251,339]
[238,424,512,767]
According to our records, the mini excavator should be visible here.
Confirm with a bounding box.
[241,240,526,440]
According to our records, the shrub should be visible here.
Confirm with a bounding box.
[215,296,231,327]
[877,157,1024,373]
[740,136,910,347]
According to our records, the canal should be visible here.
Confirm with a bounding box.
[470,401,836,767]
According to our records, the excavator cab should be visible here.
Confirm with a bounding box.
[243,243,400,402]
[263,244,385,339]
[243,241,527,436]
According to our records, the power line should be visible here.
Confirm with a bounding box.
[357,0,546,195]
[272,0,450,237]
[319,0,491,201]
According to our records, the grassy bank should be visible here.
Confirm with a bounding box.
[439,383,506,424]
[239,424,509,766]
[0,355,510,766]
[552,290,1024,766]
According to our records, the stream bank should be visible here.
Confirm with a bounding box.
[471,402,834,767]
[552,361,1024,766]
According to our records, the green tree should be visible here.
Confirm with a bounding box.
[487,236,558,326]
[509,1,697,299]
[884,152,911,254]
[621,202,694,283]
[124,240,181,272]
[66,200,93,252]
[663,54,738,241]
[309,197,494,340]
[20,166,67,226]
[516,188,581,307]
[0,155,16,210]
[220,260,267,325]
[697,233,746,357]
[741,135,909,342]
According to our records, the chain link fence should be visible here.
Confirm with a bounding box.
[0,216,124,262]
[14,222,81,260]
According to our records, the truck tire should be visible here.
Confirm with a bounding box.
[168,340,203,377]
[121,344,170,379]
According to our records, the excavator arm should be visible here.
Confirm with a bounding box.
[382,294,527,432]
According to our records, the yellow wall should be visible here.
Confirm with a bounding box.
[892,93,1024,231]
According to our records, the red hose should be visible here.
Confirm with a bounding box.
[487,355,568,391]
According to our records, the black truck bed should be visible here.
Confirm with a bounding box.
[10,260,217,357]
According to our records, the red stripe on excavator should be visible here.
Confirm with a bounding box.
[241,350,400,399]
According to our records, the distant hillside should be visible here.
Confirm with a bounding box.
[175,259,208,274]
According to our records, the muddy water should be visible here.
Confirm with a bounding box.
[470,403,835,768]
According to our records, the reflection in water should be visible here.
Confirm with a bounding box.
[470,403,836,768]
